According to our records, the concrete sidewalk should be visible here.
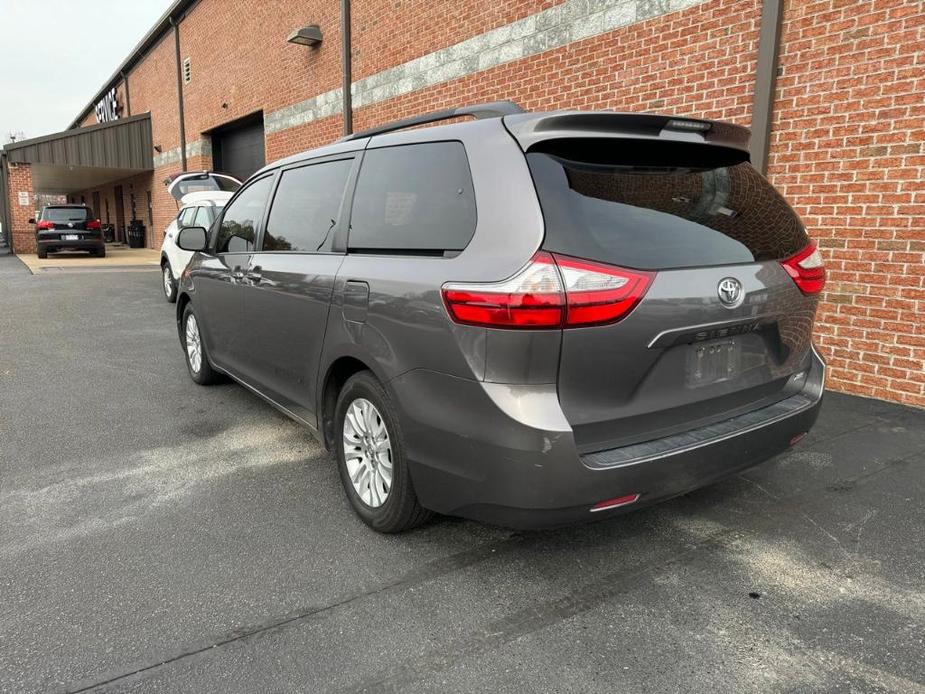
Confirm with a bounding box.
[13,244,160,274]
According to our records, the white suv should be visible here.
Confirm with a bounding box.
[160,172,240,302]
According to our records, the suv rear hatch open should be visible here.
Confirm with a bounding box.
[504,113,823,454]
[164,171,241,202]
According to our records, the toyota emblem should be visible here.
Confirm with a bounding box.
[717,277,744,308]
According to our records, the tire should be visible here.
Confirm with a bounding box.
[37,248,47,259]
[95,245,106,258]
[181,303,220,385]
[162,263,178,303]
[334,371,432,533]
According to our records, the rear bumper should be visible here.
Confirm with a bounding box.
[389,348,825,529]
[37,237,103,252]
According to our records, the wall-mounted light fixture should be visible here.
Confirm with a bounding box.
[287,25,323,47]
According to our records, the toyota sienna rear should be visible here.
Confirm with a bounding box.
[175,102,825,532]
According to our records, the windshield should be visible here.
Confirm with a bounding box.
[42,207,90,222]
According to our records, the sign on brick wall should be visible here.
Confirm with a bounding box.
[95,87,120,124]
[17,192,30,206]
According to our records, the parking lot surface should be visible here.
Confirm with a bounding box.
[1,255,923,693]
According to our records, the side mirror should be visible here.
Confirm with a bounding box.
[28,218,35,225]
[176,226,208,252]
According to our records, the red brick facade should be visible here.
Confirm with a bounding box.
[769,0,925,406]
[4,0,923,406]
[7,163,36,254]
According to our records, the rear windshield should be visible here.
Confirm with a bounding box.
[527,141,807,270]
[42,207,90,222]
[174,174,240,196]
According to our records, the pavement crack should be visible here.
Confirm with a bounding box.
[739,476,853,559]
[338,525,739,694]
[61,534,524,694]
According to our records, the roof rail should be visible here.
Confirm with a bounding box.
[339,100,524,142]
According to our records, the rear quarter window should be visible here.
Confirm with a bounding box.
[348,141,476,254]
[527,142,808,270]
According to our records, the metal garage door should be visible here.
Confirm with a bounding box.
[211,115,265,183]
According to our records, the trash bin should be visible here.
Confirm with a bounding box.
[102,224,115,243]
[127,220,146,248]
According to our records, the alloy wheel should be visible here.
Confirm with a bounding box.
[185,313,202,374]
[342,398,393,508]
[163,266,174,298]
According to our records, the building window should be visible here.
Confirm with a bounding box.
[146,190,153,226]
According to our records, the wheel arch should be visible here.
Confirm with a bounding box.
[319,354,381,451]
[176,292,191,339]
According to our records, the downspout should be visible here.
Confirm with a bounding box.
[170,16,188,171]
[0,152,10,249]
[121,70,131,117]
[341,0,352,136]
[750,0,785,176]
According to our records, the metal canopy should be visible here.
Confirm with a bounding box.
[3,114,153,192]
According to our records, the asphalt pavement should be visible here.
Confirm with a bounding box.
[1,254,923,693]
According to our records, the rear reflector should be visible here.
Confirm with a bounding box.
[442,252,654,329]
[789,432,806,446]
[590,493,640,512]
[781,242,826,295]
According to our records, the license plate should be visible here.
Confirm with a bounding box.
[63,234,79,241]
[686,339,741,388]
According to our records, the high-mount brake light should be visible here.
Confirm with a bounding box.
[665,118,711,133]
[442,253,655,329]
[781,242,826,295]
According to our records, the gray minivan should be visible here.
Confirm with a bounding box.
[174,102,826,532]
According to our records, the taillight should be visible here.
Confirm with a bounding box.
[442,252,654,329]
[555,255,654,327]
[36,220,55,230]
[781,242,825,295]
[86,219,102,231]
[442,252,564,328]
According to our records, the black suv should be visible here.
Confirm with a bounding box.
[31,205,105,259]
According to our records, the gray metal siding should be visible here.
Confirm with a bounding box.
[4,115,153,171]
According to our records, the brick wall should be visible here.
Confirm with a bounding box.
[56,0,922,404]
[7,163,36,254]
[769,0,925,407]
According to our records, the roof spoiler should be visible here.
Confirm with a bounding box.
[502,111,751,154]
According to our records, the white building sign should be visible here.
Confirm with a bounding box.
[18,192,30,206]
[95,87,120,123]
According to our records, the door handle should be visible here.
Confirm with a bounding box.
[246,265,263,284]
[230,265,246,281]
